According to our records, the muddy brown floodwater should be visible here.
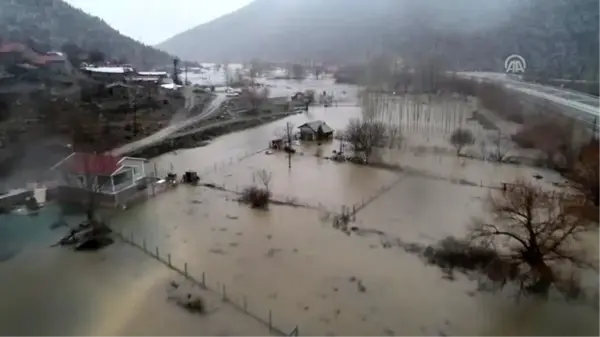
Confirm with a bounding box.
[116,93,598,335]
[1,85,597,335]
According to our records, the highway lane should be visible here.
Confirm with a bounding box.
[457,72,599,119]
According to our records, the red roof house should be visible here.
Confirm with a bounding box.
[52,152,148,194]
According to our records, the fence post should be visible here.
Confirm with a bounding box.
[184,262,188,277]
[202,272,206,287]
[143,239,146,252]
[155,246,159,259]
[268,310,272,332]
[168,253,171,266]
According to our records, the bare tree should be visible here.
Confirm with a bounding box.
[314,64,324,80]
[126,84,141,136]
[255,169,272,192]
[240,85,269,114]
[344,118,387,164]
[248,59,264,83]
[450,128,475,156]
[489,131,510,162]
[476,82,524,123]
[386,125,402,149]
[290,63,305,80]
[469,180,597,296]
[512,116,575,168]
[304,89,316,110]
[360,91,382,121]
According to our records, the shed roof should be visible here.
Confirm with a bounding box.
[298,120,334,133]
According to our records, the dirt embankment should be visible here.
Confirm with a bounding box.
[129,111,295,158]
[127,95,299,158]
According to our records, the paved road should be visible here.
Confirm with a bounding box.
[457,72,600,118]
[111,92,226,156]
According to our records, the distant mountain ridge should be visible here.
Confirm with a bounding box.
[158,0,599,80]
[0,0,177,69]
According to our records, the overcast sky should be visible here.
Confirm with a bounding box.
[64,0,254,45]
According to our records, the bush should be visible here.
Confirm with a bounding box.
[241,186,271,209]
[423,236,500,272]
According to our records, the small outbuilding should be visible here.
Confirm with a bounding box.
[297,120,334,141]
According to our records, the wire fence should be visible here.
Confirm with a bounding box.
[112,229,299,336]
[199,148,268,177]
[154,148,268,180]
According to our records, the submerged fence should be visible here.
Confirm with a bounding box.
[154,147,268,179]
[112,229,299,336]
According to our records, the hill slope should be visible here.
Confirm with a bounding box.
[158,0,510,61]
[0,0,175,68]
[158,0,598,79]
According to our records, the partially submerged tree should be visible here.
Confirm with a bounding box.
[450,128,475,156]
[468,180,597,296]
[422,182,596,298]
[489,131,510,162]
[242,169,272,209]
[344,118,386,164]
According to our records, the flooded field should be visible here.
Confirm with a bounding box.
[2,82,598,335]
[109,148,599,335]
[0,235,273,335]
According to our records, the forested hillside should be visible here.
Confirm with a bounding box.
[0,0,176,68]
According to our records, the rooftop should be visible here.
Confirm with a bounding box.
[50,152,149,176]
[84,66,134,74]
[138,71,168,77]
[298,120,334,133]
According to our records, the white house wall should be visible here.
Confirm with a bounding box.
[119,158,147,181]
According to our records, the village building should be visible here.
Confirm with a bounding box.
[297,120,334,141]
[82,66,135,83]
[137,71,168,81]
[51,152,150,207]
